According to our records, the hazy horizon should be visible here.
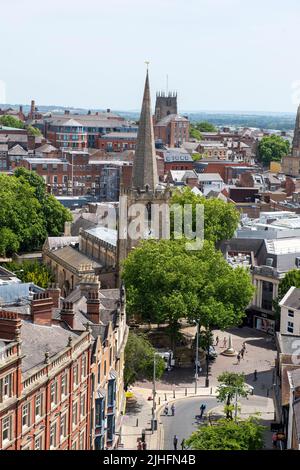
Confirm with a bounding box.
[1,0,300,113]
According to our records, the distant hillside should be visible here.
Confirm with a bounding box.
[0,104,296,131]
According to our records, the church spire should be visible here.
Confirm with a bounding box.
[132,69,158,190]
[292,104,300,157]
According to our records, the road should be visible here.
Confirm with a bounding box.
[160,397,218,450]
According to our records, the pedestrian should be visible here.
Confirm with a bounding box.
[215,335,219,346]
[254,369,258,381]
[272,433,278,449]
[223,337,227,348]
[181,438,185,450]
[173,435,178,451]
[200,403,206,418]
[237,353,241,364]
[137,439,143,450]
[171,403,175,416]
[164,404,169,416]
[142,441,147,450]
[240,348,245,359]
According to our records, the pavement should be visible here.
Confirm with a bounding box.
[121,326,277,450]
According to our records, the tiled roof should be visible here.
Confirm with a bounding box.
[49,245,101,270]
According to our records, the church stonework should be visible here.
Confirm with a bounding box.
[117,70,171,276]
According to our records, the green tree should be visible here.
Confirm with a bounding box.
[191,152,203,161]
[122,239,254,330]
[124,331,165,388]
[257,135,290,166]
[195,121,217,132]
[4,261,54,288]
[0,171,72,255]
[189,125,202,141]
[273,269,300,322]
[186,417,265,450]
[0,115,25,129]
[216,372,250,419]
[27,125,42,136]
[171,187,240,246]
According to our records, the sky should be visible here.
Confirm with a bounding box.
[1,0,300,113]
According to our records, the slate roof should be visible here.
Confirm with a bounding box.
[20,320,78,373]
[49,245,101,270]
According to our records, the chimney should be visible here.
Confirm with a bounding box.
[0,311,22,341]
[31,293,53,326]
[86,290,100,323]
[30,100,35,117]
[60,301,75,329]
[107,108,111,113]
[64,110,70,115]
[45,286,61,309]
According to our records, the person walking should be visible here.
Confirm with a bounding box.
[215,336,219,346]
[240,348,245,359]
[254,369,258,381]
[142,441,147,450]
[164,404,169,416]
[171,403,175,416]
[272,433,278,449]
[223,337,227,348]
[181,438,185,450]
[199,403,206,418]
[173,435,178,450]
[137,439,143,450]
[237,353,241,364]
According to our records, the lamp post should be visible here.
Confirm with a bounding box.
[194,321,199,394]
[152,353,159,433]
[205,329,210,388]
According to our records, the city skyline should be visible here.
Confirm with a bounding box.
[1,0,300,113]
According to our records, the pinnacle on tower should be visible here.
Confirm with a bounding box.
[132,70,158,190]
[292,104,300,157]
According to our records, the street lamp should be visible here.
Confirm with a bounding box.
[151,353,159,433]
[205,329,210,388]
[194,321,200,394]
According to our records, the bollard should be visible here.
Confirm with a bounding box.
[267,388,269,398]
[136,418,139,427]
[185,388,187,396]
[173,390,175,399]
[158,396,161,405]
[165,393,167,402]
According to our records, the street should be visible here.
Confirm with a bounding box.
[160,397,218,450]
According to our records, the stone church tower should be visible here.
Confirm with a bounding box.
[292,104,300,157]
[117,70,171,278]
[154,91,178,122]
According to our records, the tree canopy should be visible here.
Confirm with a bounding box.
[257,135,290,166]
[0,169,72,255]
[122,239,254,327]
[217,372,250,419]
[186,417,265,450]
[194,121,217,132]
[171,187,240,246]
[124,331,165,388]
[0,115,25,129]
[189,125,202,141]
[0,115,42,136]
[4,261,54,288]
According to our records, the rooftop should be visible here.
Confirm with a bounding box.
[84,226,117,247]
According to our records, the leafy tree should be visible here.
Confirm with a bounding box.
[186,417,265,450]
[124,331,165,388]
[27,125,42,136]
[273,269,300,322]
[122,239,254,330]
[4,261,54,288]
[171,187,240,246]
[189,125,202,141]
[192,153,203,161]
[0,171,72,255]
[0,115,25,129]
[195,121,217,132]
[257,135,290,166]
[216,372,250,419]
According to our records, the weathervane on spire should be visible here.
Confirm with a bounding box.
[145,60,150,70]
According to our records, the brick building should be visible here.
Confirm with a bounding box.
[154,114,189,148]
[0,279,128,451]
